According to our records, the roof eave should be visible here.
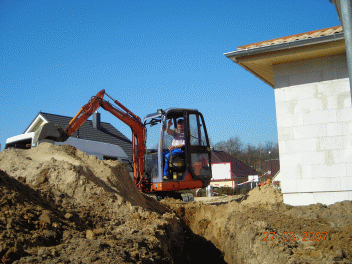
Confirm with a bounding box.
[224,33,345,88]
[224,32,345,60]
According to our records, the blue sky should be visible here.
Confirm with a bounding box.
[1,0,341,150]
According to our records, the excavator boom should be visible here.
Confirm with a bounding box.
[37,89,146,189]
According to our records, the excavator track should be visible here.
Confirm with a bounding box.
[147,192,194,202]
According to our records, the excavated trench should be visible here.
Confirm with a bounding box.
[0,144,352,263]
[164,191,352,264]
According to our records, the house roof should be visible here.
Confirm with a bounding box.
[30,112,132,159]
[224,25,345,87]
[237,26,343,51]
[263,159,280,177]
[211,150,258,177]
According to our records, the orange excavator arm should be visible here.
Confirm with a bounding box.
[60,89,146,189]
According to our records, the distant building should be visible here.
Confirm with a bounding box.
[210,150,259,188]
[5,111,133,161]
[263,159,280,177]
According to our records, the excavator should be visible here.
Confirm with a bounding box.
[36,89,212,201]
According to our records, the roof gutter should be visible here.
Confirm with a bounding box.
[331,0,352,103]
[224,32,345,61]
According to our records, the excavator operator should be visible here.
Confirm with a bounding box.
[163,118,185,180]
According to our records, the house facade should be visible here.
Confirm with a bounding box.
[211,150,259,188]
[5,111,133,161]
[225,26,352,206]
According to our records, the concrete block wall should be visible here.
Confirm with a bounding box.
[273,54,352,206]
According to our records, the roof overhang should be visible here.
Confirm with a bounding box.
[224,32,346,88]
[24,113,49,133]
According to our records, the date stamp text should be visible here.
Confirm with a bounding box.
[263,232,327,242]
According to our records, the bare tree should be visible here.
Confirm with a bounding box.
[213,137,279,174]
[214,136,243,159]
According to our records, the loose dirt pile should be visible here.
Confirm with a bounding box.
[0,143,352,263]
[0,143,190,263]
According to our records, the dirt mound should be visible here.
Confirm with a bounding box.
[242,183,283,205]
[0,143,161,212]
[0,143,186,263]
[1,143,352,263]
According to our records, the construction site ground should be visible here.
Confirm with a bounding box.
[0,143,352,263]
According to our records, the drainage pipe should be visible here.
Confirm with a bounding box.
[339,0,352,102]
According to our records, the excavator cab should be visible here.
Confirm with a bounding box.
[143,108,212,193]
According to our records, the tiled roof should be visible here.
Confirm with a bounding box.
[237,26,342,51]
[263,159,280,176]
[37,112,133,159]
[211,150,258,177]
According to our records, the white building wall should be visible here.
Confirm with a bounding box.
[273,54,352,206]
[211,163,231,180]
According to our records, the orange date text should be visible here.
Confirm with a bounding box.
[263,231,327,242]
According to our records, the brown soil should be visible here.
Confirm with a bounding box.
[0,143,351,263]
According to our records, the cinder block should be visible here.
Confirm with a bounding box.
[296,179,314,192]
[295,151,325,165]
[292,112,304,126]
[286,138,317,153]
[311,164,329,178]
[301,164,313,179]
[293,98,324,114]
[274,88,286,102]
[337,92,351,109]
[331,149,352,164]
[317,78,350,96]
[280,165,301,182]
[346,162,352,177]
[283,192,314,206]
[309,178,331,192]
[318,135,349,150]
[311,163,347,179]
[312,191,350,206]
[285,83,318,101]
[327,122,345,137]
[337,108,352,122]
[341,176,352,191]
[293,124,327,139]
[279,154,296,169]
[326,96,338,110]
[276,101,295,117]
[280,178,297,193]
[329,177,341,191]
[277,115,293,128]
[278,127,293,140]
[343,122,352,135]
[327,163,346,178]
[302,109,337,125]
[278,141,287,154]
[283,191,352,206]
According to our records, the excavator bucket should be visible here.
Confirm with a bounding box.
[33,122,69,144]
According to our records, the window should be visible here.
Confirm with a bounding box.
[189,114,206,146]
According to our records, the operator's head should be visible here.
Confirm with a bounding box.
[177,119,184,130]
